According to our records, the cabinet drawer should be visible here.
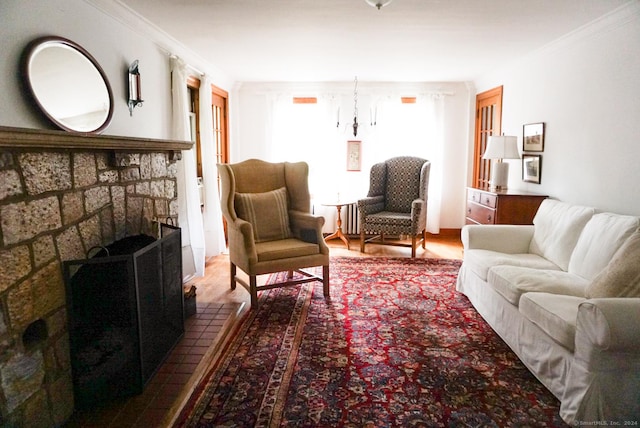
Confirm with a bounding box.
[468,189,497,208]
[466,201,496,224]
[468,189,482,204]
[481,193,497,208]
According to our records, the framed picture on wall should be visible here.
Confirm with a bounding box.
[522,154,542,184]
[523,122,545,152]
[346,140,361,171]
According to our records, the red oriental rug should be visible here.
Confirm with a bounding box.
[175,257,568,427]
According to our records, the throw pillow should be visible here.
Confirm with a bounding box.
[234,187,292,243]
[586,230,640,298]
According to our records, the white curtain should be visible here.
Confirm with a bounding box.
[270,94,341,201]
[199,75,226,257]
[170,57,205,278]
[267,89,445,234]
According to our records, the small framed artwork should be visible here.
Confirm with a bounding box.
[522,154,542,184]
[523,122,545,152]
[346,140,361,171]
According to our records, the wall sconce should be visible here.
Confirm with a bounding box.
[483,135,520,190]
[128,60,143,115]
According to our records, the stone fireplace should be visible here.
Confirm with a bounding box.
[0,126,191,426]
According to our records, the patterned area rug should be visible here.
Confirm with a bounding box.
[176,257,568,427]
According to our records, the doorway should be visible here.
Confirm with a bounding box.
[473,86,503,189]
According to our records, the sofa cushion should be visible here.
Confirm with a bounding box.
[568,213,639,280]
[464,249,561,281]
[519,292,585,351]
[488,266,589,306]
[235,187,292,243]
[529,199,595,271]
[586,230,640,298]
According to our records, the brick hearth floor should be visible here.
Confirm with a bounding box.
[64,299,245,427]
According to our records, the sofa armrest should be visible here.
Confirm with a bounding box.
[462,224,534,253]
[576,298,640,354]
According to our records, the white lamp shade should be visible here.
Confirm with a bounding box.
[482,135,520,160]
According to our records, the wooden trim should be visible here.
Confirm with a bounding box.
[427,228,461,238]
[0,126,193,151]
[211,84,228,98]
[186,75,201,89]
[292,97,317,104]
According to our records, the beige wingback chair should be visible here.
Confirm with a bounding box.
[218,159,330,308]
[358,156,431,258]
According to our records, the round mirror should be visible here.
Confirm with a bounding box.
[24,36,114,133]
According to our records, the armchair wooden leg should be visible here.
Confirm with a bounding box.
[287,270,294,280]
[422,229,427,249]
[250,275,258,308]
[322,265,330,297]
[360,229,366,253]
[411,236,417,258]
[230,263,237,290]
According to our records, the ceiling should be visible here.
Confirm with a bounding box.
[117,0,630,82]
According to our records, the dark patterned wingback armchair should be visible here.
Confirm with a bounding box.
[357,156,431,257]
[218,159,330,308]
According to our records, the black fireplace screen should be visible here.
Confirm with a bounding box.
[63,223,183,409]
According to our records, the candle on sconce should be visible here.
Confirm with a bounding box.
[336,107,340,127]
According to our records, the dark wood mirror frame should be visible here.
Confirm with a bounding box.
[23,36,114,134]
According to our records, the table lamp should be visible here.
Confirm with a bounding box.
[482,135,520,190]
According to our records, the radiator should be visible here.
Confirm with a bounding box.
[344,202,359,234]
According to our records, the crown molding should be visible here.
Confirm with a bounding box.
[84,0,225,79]
[523,1,639,62]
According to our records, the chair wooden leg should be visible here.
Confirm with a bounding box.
[250,275,258,308]
[360,229,365,253]
[287,270,294,279]
[411,235,417,258]
[322,265,330,297]
[422,229,427,249]
[230,263,237,290]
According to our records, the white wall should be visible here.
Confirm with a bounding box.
[230,81,472,229]
[0,0,232,140]
[474,2,640,216]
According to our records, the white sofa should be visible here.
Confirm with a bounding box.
[456,199,640,423]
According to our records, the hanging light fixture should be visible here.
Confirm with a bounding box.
[365,0,393,10]
[352,76,359,137]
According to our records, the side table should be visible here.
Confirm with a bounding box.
[321,201,354,249]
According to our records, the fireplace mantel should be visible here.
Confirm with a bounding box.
[0,126,193,153]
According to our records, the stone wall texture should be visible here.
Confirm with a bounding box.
[0,148,178,426]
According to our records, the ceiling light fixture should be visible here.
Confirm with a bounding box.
[365,0,393,10]
[352,76,359,137]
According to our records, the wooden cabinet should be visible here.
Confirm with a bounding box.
[466,187,547,225]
